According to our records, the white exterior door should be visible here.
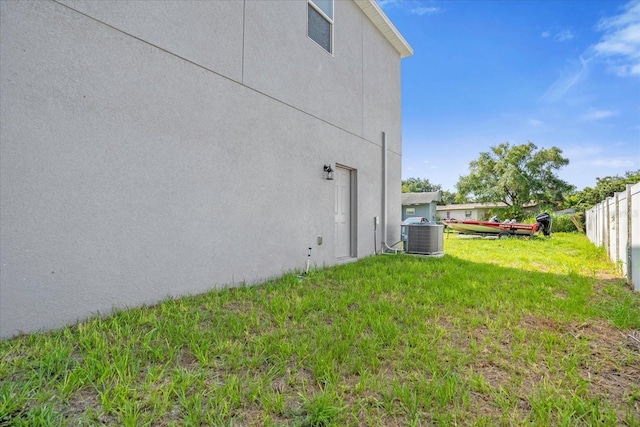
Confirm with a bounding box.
[335,166,352,259]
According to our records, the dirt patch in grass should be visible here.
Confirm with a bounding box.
[596,270,623,281]
[60,387,119,426]
[628,330,640,352]
[432,312,640,422]
[519,314,565,333]
[516,315,640,419]
[570,321,639,411]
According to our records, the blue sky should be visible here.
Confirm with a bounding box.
[379,0,640,192]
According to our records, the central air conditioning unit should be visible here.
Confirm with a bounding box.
[405,224,444,256]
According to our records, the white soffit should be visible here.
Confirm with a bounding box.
[354,0,414,58]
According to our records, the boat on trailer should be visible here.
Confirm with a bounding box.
[443,212,552,238]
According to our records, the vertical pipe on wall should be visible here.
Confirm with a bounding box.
[382,132,387,248]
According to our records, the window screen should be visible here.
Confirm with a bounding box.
[308,0,333,53]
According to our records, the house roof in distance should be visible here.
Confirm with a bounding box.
[436,202,507,211]
[436,202,539,211]
[402,191,442,205]
[353,0,413,58]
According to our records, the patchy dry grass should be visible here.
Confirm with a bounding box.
[1,233,639,425]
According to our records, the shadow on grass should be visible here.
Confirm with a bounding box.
[1,248,639,426]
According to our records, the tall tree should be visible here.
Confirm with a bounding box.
[565,170,640,211]
[401,177,441,193]
[440,190,457,205]
[457,142,574,208]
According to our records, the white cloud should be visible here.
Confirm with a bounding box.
[411,6,440,16]
[561,145,604,159]
[543,2,640,101]
[421,160,441,169]
[592,158,635,167]
[541,29,576,42]
[377,0,400,8]
[581,110,618,120]
[555,29,576,42]
[540,56,589,102]
[379,0,442,16]
[528,118,543,126]
[592,1,640,76]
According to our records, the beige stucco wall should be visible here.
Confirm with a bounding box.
[0,0,407,339]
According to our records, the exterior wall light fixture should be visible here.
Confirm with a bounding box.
[323,164,334,180]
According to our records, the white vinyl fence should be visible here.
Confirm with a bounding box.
[585,182,640,291]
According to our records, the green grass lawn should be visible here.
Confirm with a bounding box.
[1,233,639,426]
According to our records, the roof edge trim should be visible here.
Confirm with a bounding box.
[353,0,413,58]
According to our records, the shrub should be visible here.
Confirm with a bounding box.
[522,213,584,233]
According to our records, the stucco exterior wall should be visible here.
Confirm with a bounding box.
[56,0,245,83]
[0,0,407,339]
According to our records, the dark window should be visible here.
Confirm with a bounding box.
[308,0,333,53]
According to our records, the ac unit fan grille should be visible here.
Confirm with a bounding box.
[406,225,444,255]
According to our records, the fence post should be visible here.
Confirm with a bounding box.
[615,192,620,272]
[627,184,635,286]
[598,202,603,246]
[605,198,610,259]
[596,204,600,245]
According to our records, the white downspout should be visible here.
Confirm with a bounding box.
[382,132,387,248]
[381,131,401,254]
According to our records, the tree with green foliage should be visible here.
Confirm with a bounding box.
[401,177,441,193]
[456,142,574,213]
[401,178,459,205]
[440,190,457,205]
[565,170,640,211]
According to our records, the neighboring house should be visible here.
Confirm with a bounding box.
[401,191,442,222]
[0,1,412,339]
[436,202,538,221]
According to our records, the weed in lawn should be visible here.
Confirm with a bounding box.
[296,386,346,427]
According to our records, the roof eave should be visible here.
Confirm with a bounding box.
[353,0,414,58]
